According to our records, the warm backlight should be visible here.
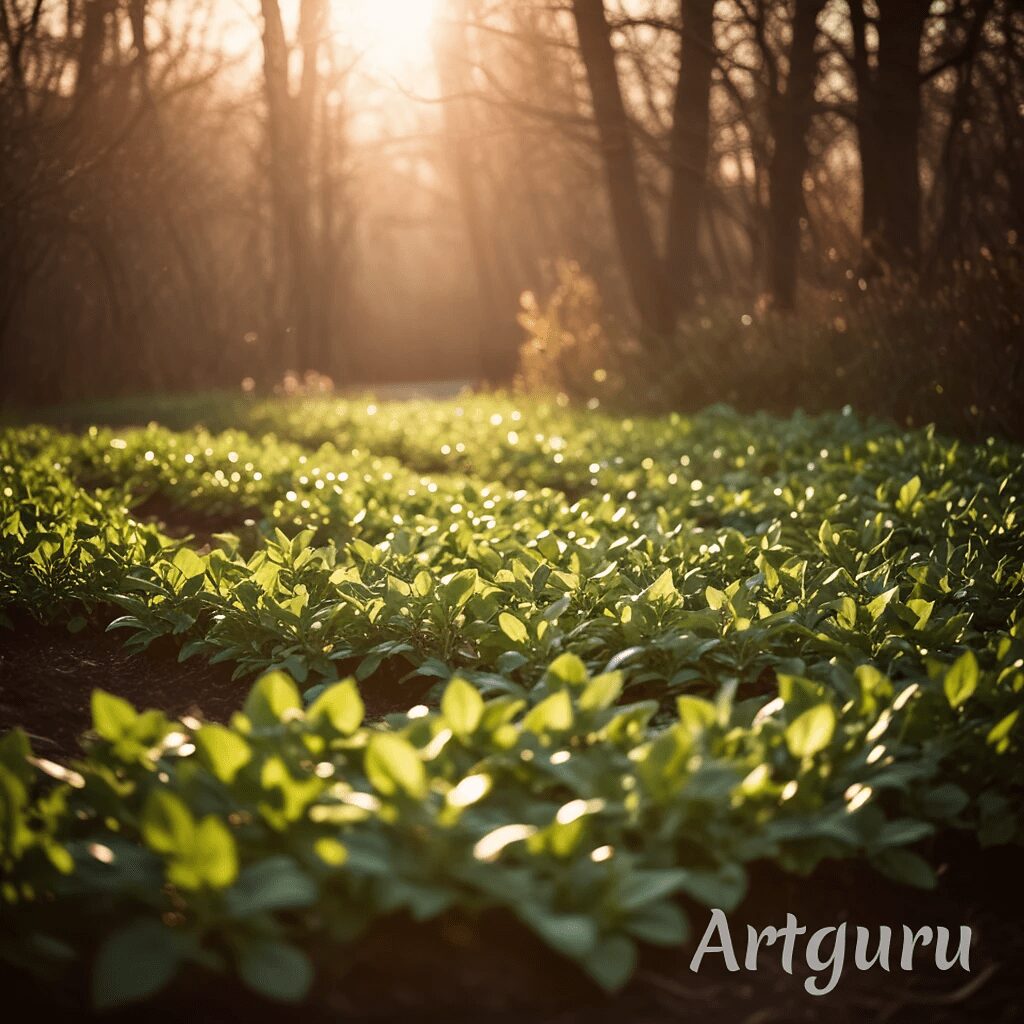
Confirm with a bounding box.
[343,0,441,77]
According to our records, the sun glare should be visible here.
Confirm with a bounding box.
[345,0,441,78]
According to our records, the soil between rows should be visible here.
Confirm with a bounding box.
[0,615,434,759]
[0,620,1021,1023]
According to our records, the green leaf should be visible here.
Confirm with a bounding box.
[195,725,251,784]
[441,677,484,737]
[141,789,194,856]
[365,733,427,800]
[907,598,934,630]
[922,783,969,819]
[636,726,690,798]
[519,907,597,960]
[785,703,836,759]
[0,728,33,785]
[237,939,313,1003]
[522,690,573,734]
[260,756,322,824]
[308,678,364,735]
[226,856,318,916]
[542,594,571,620]
[172,546,206,580]
[91,690,137,742]
[676,695,717,736]
[866,586,898,621]
[244,671,303,728]
[313,837,348,866]
[439,569,478,611]
[896,475,922,512]
[676,864,747,911]
[498,612,529,645]
[584,934,637,992]
[642,568,677,604]
[818,519,837,547]
[987,709,1019,749]
[944,651,978,709]
[579,671,624,711]
[835,596,857,630]
[545,652,588,687]
[93,919,188,1010]
[872,848,936,890]
[618,868,690,911]
[872,818,934,849]
[188,816,238,890]
[625,901,689,946]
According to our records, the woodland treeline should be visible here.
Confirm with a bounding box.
[0,1,1020,426]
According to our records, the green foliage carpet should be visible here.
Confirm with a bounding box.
[1,396,1022,1007]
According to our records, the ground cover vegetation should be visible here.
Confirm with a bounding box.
[0,395,1022,1013]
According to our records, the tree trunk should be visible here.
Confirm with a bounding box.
[665,0,715,311]
[259,0,296,374]
[259,0,327,376]
[571,0,674,338]
[294,0,327,374]
[852,0,929,270]
[927,1,993,268]
[73,0,116,107]
[875,0,929,267]
[767,0,824,311]
[849,0,882,266]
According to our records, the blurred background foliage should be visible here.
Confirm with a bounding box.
[0,0,1020,437]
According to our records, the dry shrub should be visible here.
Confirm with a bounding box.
[272,370,337,397]
[517,250,1023,440]
[517,261,639,404]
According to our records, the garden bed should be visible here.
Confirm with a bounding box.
[0,617,433,760]
[1,396,1021,1020]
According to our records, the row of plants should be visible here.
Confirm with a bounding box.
[1,397,1022,1004]
[3,403,1021,694]
[2,650,1021,1008]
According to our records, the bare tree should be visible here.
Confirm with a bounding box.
[849,0,930,270]
[571,0,675,337]
[767,0,826,309]
[1,0,1020,404]
[259,0,355,379]
[666,0,716,311]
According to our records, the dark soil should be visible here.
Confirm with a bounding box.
[1,621,1022,1023]
[299,840,1024,1024]
[5,838,1021,1024]
[0,616,241,757]
[0,616,437,759]
[129,492,264,549]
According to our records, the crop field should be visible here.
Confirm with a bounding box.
[1,395,1022,1021]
